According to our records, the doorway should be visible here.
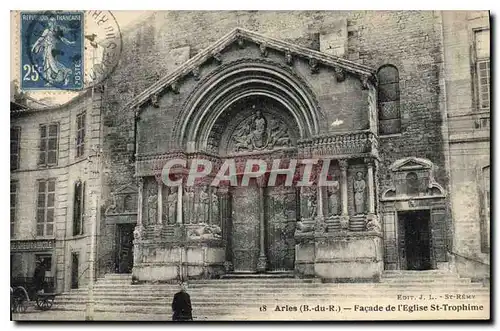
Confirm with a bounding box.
[71,252,79,289]
[398,210,432,270]
[116,224,135,273]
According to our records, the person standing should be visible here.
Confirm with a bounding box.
[171,282,193,321]
[33,260,46,294]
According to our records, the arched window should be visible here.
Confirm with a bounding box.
[377,65,401,135]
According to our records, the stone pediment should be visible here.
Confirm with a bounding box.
[126,27,377,113]
[105,183,138,215]
[114,183,138,195]
[388,157,433,172]
[382,157,445,200]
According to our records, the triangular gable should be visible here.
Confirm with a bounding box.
[389,157,433,172]
[114,183,138,195]
[125,27,377,112]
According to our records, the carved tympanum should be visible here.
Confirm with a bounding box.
[231,107,291,152]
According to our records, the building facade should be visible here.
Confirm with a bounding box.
[11,10,490,291]
[10,90,104,293]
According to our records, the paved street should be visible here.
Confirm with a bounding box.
[12,310,174,321]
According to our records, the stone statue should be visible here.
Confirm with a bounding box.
[251,109,268,148]
[327,181,340,216]
[147,187,157,224]
[184,187,195,224]
[354,171,366,215]
[196,186,210,224]
[167,187,177,224]
[301,189,317,220]
[211,187,219,225]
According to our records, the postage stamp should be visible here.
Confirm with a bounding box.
[20,11,84,90]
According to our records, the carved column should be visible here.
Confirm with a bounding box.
[137,177,144,226]
[339,160,349,229]
[176,185,183,225]
[256,179,267,272]
[339,160,349,216]
[219,185,233,272]
[317,186,324,219]
[365,158,376,215]
[157,181,162,225]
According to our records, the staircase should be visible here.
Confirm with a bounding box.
[54,270,489,320]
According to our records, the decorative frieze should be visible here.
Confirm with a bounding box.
[298,131,378,158]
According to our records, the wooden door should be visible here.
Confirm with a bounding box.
[231,185,260,272]
[117,224,135,273]
[265,187,296,271]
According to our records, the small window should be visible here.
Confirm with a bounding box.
[377,65,401,135]
[76,112,86,158]
[39,123,59,167]
[36,179,56,237]
[10,181,18,238]
[73,180,85,236]
[11,127,21,170]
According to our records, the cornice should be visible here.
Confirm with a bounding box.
[125,27,377,113]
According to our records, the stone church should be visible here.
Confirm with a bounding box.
[11,11,490,293]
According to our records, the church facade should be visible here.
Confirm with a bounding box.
[99,11,461,284]
[11,11,490,292]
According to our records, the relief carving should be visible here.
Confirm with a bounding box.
[231,107,291,152]
[187,223,222,240]
[366,215,382,232]
[354,171,366,215]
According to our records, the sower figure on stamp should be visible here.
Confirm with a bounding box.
[171,282,193,321]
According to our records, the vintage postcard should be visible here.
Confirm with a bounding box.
[10,10,490,321]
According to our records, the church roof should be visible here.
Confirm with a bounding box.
[126,27,377,111]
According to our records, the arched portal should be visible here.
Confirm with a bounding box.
[174,60,321,273]
[175,59,321,153]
